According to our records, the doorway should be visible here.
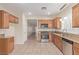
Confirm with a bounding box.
[27,19,37,42]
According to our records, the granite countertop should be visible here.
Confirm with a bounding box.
[0,34,13,38]
[53,32,79,43]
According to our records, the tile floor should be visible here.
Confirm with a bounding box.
[11,35,63,55]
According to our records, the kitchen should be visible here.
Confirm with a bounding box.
[0,3,79,55]
[36,3,79,55]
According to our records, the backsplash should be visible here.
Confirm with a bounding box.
[54,28,79,35]
[0,23,15,37]
[67,28,79,34]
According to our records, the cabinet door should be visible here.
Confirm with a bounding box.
[52,34,55,44]
[54,35,63,52]
[52,20,54,28]
[9,14,18,23]
[54,19,57,28]
[0,38,9,54]
[48,20,53,29]
[56,36,63,51]
[0,37,14,54]
[0,11,3,28]
[3,12,9,28]
[52,17,61,29]
[72,4,79,27]
[56,18,61,29]
[73,42,79,55]
[8,37,14,53]
[0,10,9,29]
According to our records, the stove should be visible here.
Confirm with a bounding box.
[41,32,49,42]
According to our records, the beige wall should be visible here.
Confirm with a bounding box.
[0,5,27,44]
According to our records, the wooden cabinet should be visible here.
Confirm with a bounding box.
[0,10,18,29]
[38,20,53,29]
[53,34,63,52]
[38,18,61,29]
[72,4,79,27]
[73,42,79,55]
[0,10,9,29]
[52,34,55,44]
[52,17,61,29]
[0,37,14,54]
[48,20,53,28]
[49,32,52,42]
[9,14,18,23]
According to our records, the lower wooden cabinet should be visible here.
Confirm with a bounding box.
[49,32,52,42]
[52,34,55,44]
[52,34,63,52]
[73,42,79,55]
[55,35,63,52]
[52,34,79,55]
[0,37,14,55]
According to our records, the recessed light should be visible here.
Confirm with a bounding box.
[47,12,50,15]
[28,12,32,15]
[60,19,62,22]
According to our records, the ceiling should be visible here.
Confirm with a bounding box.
[0,3,71,18]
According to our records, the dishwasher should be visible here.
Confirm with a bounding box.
[62,38,73,55]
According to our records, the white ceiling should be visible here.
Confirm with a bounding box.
[0,3,70,17]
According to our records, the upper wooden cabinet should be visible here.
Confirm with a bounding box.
[9,14,18,23]
[72,4,79,28]
[38,20,53,29]
[52,17,61,29]
[0,10,18,29]
[38,18,61,29]
[0,10,9,29]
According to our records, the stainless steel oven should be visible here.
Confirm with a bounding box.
[41,32,49,42]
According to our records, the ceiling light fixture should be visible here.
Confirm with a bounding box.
[41,7,47,10]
